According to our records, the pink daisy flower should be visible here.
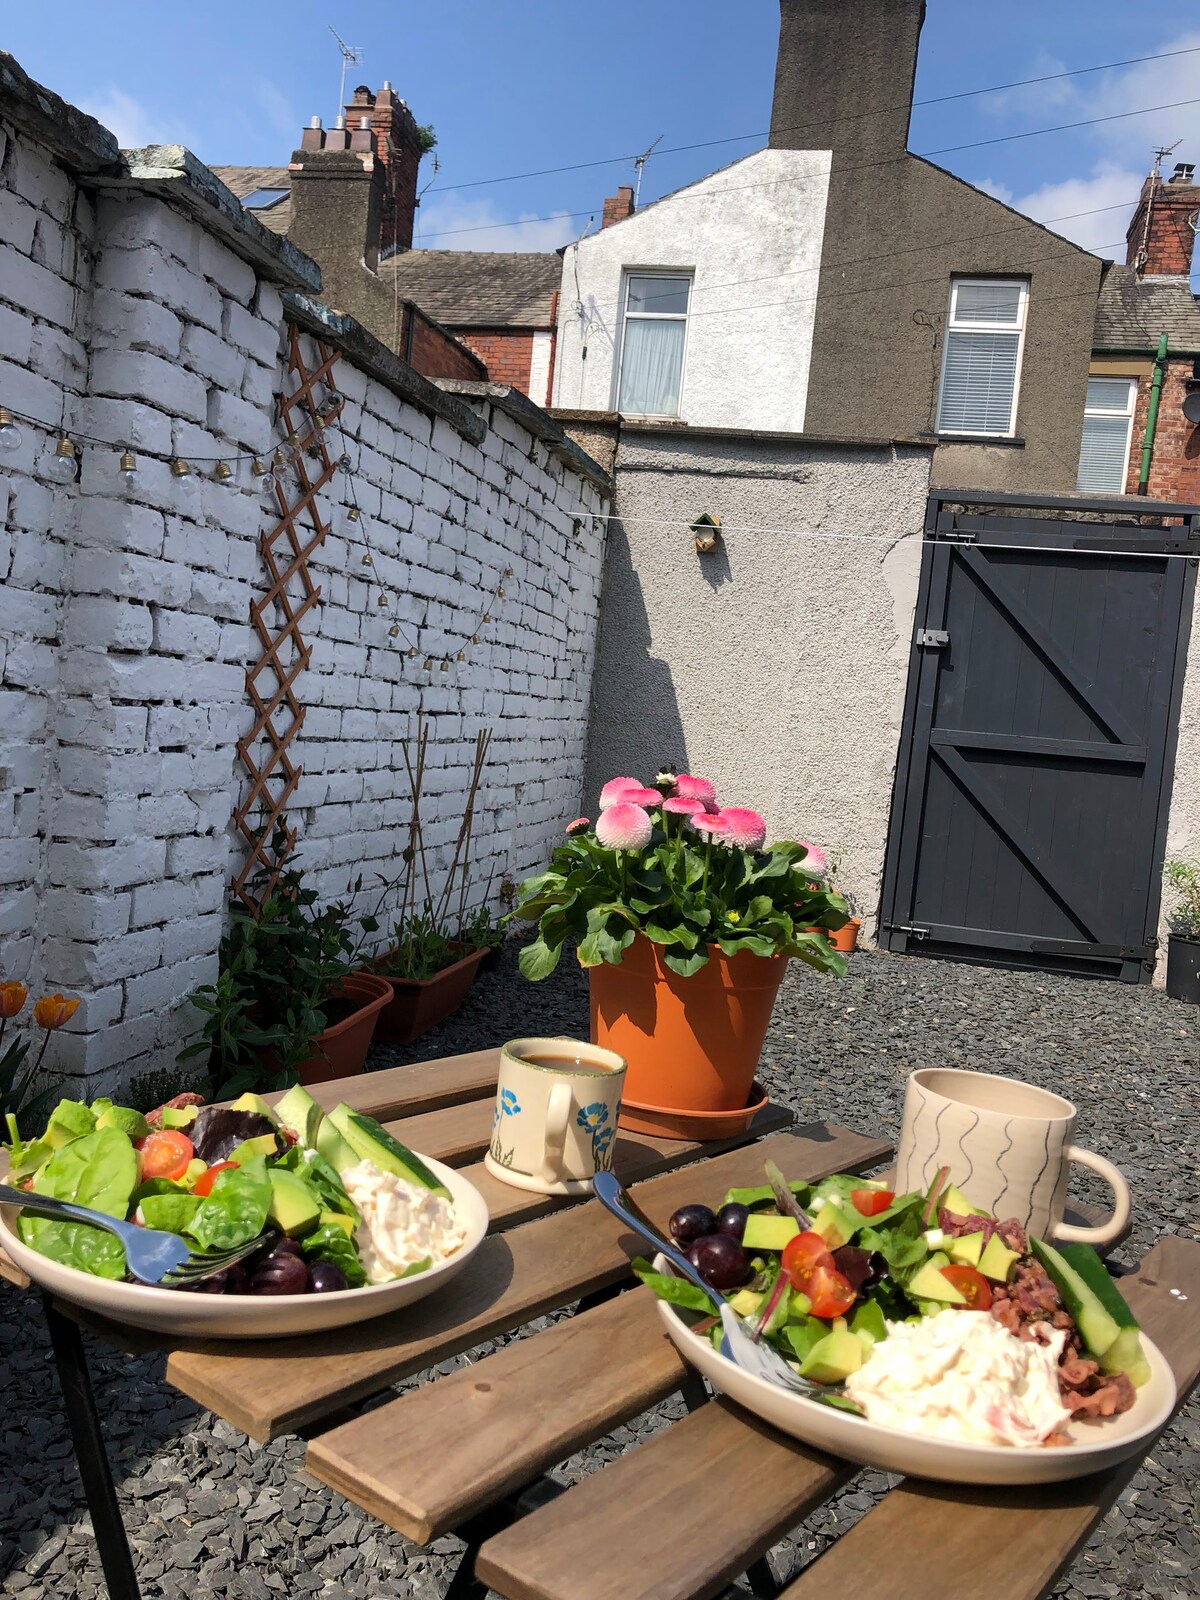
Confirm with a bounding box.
[673,774,717,806]
[599,776,642,810]
[662,796,706,817]
[620,786,667,808]
[719,807,767,850]
[565,817,590,836]
[689,811,730,839]
[596,801,653,851]
[799,841,827,877]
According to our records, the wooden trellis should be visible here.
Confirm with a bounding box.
[233,325,344,907]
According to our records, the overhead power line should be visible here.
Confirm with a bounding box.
[424,45,1200,198]
[416,96,1200,242]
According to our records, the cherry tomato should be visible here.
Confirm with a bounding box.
[941,1264,993,1310]
[781,1230,834,1290]
[850,1188,895,1217]
[806,1263,858,1319]
[136,1129,194,1183]
[192,1161,237,1198]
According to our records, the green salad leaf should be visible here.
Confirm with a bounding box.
[723,1180,814,1213]
[139,1191,204,1236]
[187,1155,271,1251]
[275,1145,359,1223]
[301,1222,367,1288]
[18,1126,138,1280]
[632,1257,716,1312]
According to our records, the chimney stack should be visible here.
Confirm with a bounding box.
[344,82,429,257]
[602,186,635,228]
[769,0,925,161]
[1126,159,1199,277]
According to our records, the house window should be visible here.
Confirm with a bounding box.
[240,187,289,211]
[1076,377,1137,494]
[617,273,691,417]
[936,277,1029,437]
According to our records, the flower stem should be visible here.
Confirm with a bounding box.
[701,835,713,896]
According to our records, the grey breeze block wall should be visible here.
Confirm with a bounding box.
[583,428,933,929]
[0,104,609,1095]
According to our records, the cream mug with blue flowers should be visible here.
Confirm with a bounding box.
[484,1037,627,1195]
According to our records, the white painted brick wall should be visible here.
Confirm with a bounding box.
[0,113,610,1097]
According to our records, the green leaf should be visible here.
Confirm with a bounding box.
[632,1256,716,1312]
[19,1126,139,1280]
[187,1155,271,1251]
[301,1222,367,1287]
[518,938,562,981]
[139,1191,204,1235]
[663,948,709,977]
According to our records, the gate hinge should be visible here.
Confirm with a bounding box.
[889,922,930,940]
[915,629,950,649]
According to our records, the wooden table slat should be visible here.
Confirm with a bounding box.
[307,1285,689,1544]
[164,1126,891,1441]
[264,1049,503,1121]
[777,1233,1200,1600]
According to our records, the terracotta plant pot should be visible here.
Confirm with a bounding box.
[827,918,862,953]
[369,946,488,1046]
[292,972,393,1086]
[589,932,788,1134]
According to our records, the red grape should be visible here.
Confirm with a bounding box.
[669,1204,717,1245]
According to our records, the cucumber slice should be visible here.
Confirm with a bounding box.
[1057,1242,1151,1387]
[1029,1236,1122,1366]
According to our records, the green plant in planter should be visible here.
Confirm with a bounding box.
[513,773,850,980]
[1165,859,1200,937]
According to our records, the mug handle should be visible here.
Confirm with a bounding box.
[1052,1146,1131,1247]
[537,1082,572,1185]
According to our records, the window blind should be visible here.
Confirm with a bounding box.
[938,331,1021,435]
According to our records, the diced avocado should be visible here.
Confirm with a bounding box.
[95,1104,151,1140]
[850,1298,888,1348]
[318,1209,355,1237]
[798,1327,864,1384]
[727,1288,765,1319]
[326,1104,450,1197]
[267,1169,321,1238]
[741,1214,801,1254]
[229,1133,278,1166]
[926,1250,951,1270]
[786,1288,812,1322]
[229,1091,278,1125]
[941,1182,987,1217]
[978,1234,1020,1284]
[274,1083,324,1150]
[907,1260,967,1304]
[44,1100,95,1149]
[946,1231,984,1268]
[161,1104,199,1130]
[316,1115,359,1173]
[810,1200,856,1249]
[1033,1238,1150,1383]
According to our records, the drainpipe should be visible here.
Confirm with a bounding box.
[1137,333,1169,495]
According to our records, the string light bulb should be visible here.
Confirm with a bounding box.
[377,593,388,608]
[440,661,450,672]
[423,658,433,670]
[251,459,277,494]
[505,566,513,577]
[0,407,23,454]
[497,586,505,599]
[388,624,400,638]
[471,634,480,644]
[338,453,352,470]
[118,450,139,490]
[46,436,77,483]
[272,446,290,470]
[213,461,235,487]
[347,505,360,522]
[361,553,372,566]
[483,613,492,624]
[170,458,191,478]
[408,648,418,659]
[456,651,465,662]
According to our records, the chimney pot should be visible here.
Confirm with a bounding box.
[382,79,392,90]
[602,185,635,228]
[1170,162,1196,184]
[309,115,322,129]
[335,114,345,130]
[360,116,370,129]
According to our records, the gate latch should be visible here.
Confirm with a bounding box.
[915,629,950,649]
[892,923,930,940]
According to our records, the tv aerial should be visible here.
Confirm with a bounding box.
[329,25,364,121]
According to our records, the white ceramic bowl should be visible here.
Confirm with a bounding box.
[1,1156,488,1340]
[652,1254,1177,1485]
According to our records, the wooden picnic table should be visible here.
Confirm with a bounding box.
[2,1049,1198,1600]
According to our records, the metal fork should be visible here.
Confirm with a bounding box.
[0,1183,271,1288]
[592,1171,857,1409]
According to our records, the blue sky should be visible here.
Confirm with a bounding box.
[5,1,1199,263]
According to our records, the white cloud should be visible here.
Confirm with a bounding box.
[80,88,160,150]
[415,194,581,253]
[1005,164,1145,254]
[253,79,299,142]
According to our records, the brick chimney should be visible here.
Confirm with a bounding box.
[1126,161,1199,277]
[288,116,385,273]
[344,81,429,258]
[769,0,926,160]
[602,186,635,228]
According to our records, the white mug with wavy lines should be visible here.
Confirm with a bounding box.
[894,1068,1131,1246]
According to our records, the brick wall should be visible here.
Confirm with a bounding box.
[458,331,536,395]
[1123,361,1200,503]
[404,305,487,382]
[0,105,609,1095]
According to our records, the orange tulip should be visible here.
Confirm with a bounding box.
[33,993,81,1031]
[0,981,27,1019]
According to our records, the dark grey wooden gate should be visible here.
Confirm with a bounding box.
[879,491,1200,982]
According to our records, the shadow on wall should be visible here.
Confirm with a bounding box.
[583,517,689,802]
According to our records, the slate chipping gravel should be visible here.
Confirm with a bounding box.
[2,942,1198,1600]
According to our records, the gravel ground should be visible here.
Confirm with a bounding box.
[2,943,1198,1600]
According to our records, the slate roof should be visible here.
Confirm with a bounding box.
[1094,267,1200,354]
[377,250,561,328]
[210,166,292,235]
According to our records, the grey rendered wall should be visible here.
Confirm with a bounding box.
[583,430,932,927]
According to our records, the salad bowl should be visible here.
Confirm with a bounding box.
[651,1252,1177,1485]
[1,1155,488,1340]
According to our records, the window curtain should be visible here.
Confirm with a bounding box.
[619,319,686,415]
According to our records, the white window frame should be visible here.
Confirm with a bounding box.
[936,276,1030,439]
[1076,374,1138,494]
[613,268,694,419]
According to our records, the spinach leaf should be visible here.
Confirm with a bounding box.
[723,1180,814,1212]
[139,1192,204,1236]
[187,1155,270,1251]
[300,1222,366,1288]
[857,1216,928,1277]
[18,1126,138,1280]
[632,1257,716,1312]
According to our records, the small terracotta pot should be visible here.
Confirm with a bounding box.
[589,932,788,1130]
[827,918,862,953]
[368,946,487,1046]
[292,972,393,1085]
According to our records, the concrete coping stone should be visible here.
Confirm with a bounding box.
[0,49,121,172]
[436,381,613,492]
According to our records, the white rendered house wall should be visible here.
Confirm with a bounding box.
[552,149,832,432]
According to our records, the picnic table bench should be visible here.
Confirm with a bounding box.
[2,1049,1197,1600]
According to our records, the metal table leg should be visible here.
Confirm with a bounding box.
[41,1292,141,1600]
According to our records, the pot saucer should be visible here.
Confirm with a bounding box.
[616,1080,770,1141]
